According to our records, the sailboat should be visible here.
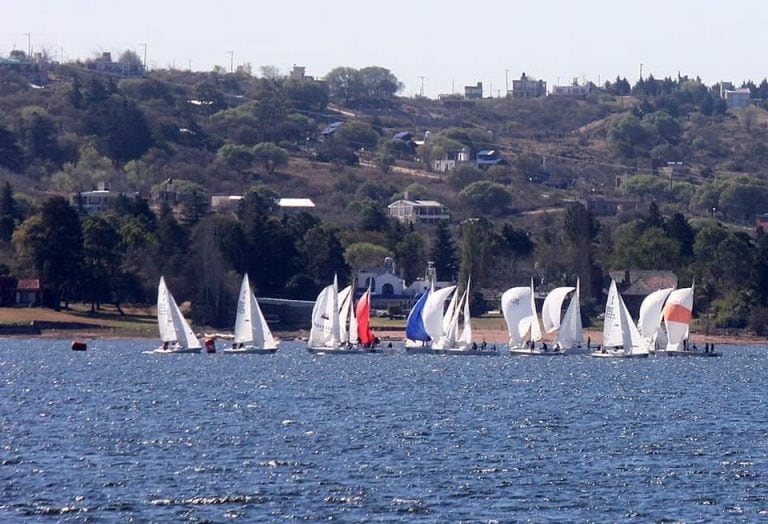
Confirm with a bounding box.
[637,287,674,353]
[152,276,202,354]
[307,276,375,354]
[355,286,377,350]
[433,278,497,355]
[404,287,432,353]
[338,284,359,348]
[404,284,456,354]
[505,280,556,355]
[224,274,279,354]
[541,280,584,353]
[592,279,648,358]
[660,284,715,356]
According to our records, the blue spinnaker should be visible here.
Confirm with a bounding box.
[405,289,431,341]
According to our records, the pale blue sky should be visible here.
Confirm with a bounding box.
[2,0,767,97]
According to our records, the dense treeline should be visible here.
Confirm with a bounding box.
[3,56,768,332]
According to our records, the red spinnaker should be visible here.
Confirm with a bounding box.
[356,290,375,347]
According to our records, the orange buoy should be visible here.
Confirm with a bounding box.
[71,341,87,351]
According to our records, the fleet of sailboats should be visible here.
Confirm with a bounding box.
[149,270,717,359]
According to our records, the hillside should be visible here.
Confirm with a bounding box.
[2,62,768,334]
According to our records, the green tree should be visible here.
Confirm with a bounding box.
[0,181,21,242]
[395,231,427,284]
[335,122,379,151]
[563,202,600,301]
[458,181,511,215]
[0,126,24,172]
[325,67,364,104]
[344,242,390,270]
[217,143,254,173]
[251,142,289,173]
[82,215,122,312]
[299,224,348,285]
[13,196,83,309]
[430,221,459,281]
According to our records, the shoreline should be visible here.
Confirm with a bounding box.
[2,328,766,346]
[0,305,765,346]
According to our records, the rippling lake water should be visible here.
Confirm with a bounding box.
[1,339,768,521]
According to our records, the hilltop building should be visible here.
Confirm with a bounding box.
[388,199,450,224]
[511,73,546,99]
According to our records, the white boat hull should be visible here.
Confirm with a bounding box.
[591,349,648,359]
[151,346,202,354]
[656,349,720,357]
[435,348,498,356]
[307,345,381,355]
[509,347,565,356]
[223,346,278,354]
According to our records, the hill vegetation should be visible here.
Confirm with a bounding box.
[2,57,768,333]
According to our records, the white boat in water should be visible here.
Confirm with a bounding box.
[658,285,716,356]
[637,286,674,353]
[152,276,202,354]
[541,280,584,353]
[592,279,647,358]
[503,280,560,356]
[307,276,377,354]
[224,274,279,354]
[432,278,497,356]
[404,283,456,353]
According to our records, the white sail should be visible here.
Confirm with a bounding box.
[233,274,277,349]
[458,281,473,346]
[308,278,341,349]
[338,285,352,342]
[443,288,459,335]
[663,286,694,350]
[423,285,456,341]
[555,281,583,349]
[501,286,533,347]
[529,279,542,343]
[638,287,674,351]
[603,279,644,355]
[542,286,575,333]
[157,276,176,342]
[157,276,201,349]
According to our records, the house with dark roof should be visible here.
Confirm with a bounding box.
[608,269,678,317]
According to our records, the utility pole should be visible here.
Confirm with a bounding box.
[639,62,643,81]
[24,33,31,58]
[227,51,234,73]
[138,43,147,72]
[505,69,509,95]
[417,75,425,97]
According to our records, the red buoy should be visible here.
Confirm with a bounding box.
[71,341,87,351]
[204,337,216,354]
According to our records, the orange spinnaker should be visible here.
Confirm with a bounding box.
[664,303,691,324]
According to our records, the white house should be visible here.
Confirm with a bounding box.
[551,84,591,97]
[432,148,469,173]
[388,199,450,224]
[723,88,751,108]
[75,183,136,215]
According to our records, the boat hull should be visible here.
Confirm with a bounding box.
[591,350,648,359]
[151,347,202,354]
[435,348,498,356]
[223,346,278,354]
[656,349,721,357]
[307,346,380,355]
[509,348,565,356]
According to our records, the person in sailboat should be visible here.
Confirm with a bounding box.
[472,342,477,350]
[481,338,487,350]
